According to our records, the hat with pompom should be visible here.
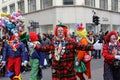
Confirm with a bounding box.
[76,23,87,37]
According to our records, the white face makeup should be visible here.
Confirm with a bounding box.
[57,27,64,38]
[13,36,19,42]
[110,35,117,43]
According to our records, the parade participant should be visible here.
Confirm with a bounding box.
[35,23,94,80]
[1,33,28,80]
[103,30,120,80]
[75,23,92,80]
[28,32,43,80]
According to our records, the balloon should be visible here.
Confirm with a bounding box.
[15,12,21,17]
[4,20,16,30]
[1,12,10,17]
[75,23,79,28]
[0,18,5,28]
[11,29,18,34]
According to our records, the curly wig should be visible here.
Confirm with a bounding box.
[105,30,118,42]
[29,32,38,41]
[54,25,68,37]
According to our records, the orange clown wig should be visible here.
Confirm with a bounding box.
[54,24,68,37]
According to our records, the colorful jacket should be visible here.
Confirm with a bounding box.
[102,43,119,64]
[29,42,44,66]
[76,37,92,79]
[2,41,28,62]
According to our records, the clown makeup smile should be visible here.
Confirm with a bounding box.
[57,27,64,38]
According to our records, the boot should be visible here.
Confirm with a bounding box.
[13,74,22,80]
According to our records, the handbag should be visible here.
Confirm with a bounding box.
[75,61,86,72]
[75,57,86,72]
[83,53,92,63]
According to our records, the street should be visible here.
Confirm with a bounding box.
[0,57,104,80]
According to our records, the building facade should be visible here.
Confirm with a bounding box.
[0,0,120,34]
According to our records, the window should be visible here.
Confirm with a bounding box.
[85,0,95,7]
[10,4,15,14]
[111,0,118,12]
[100,0,108,10]
[2,0,7,3]
[2,7,7,12]
[28,0,36,12]
[40,0,52,9]
[63,0,74,5]
[18,0,25,14]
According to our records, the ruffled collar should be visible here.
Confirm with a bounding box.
[8,40,20,51]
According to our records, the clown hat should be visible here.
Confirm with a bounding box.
[76,23,87,37]
[105,30,118,42]
[56,22,66,27]
[19,32,29,43]
[77,23,84,31]
[29,32,38,41]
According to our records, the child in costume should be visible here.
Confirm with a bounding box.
[1,33,28,80]
[75,23,92,80]
[102,30,120,80]
[28,32,43,80]
[35,23,94,80]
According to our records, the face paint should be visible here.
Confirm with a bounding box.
[57,27,64,38]
[110,35,117,43]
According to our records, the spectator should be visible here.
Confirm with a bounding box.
[41,33,51,68]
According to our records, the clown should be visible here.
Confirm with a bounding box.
[51,23,77,80]
[28,32,43,80]
[1,33,28,80]
[75,23,92,80]
[102,30,120,80]
[35,23,94,80]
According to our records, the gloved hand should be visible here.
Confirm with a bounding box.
[115,55,120,60]
[22,61,28,67]
[75,61,79,66]
[28,42,35,48]
[1,61,6,68]
[49,54,52,59]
